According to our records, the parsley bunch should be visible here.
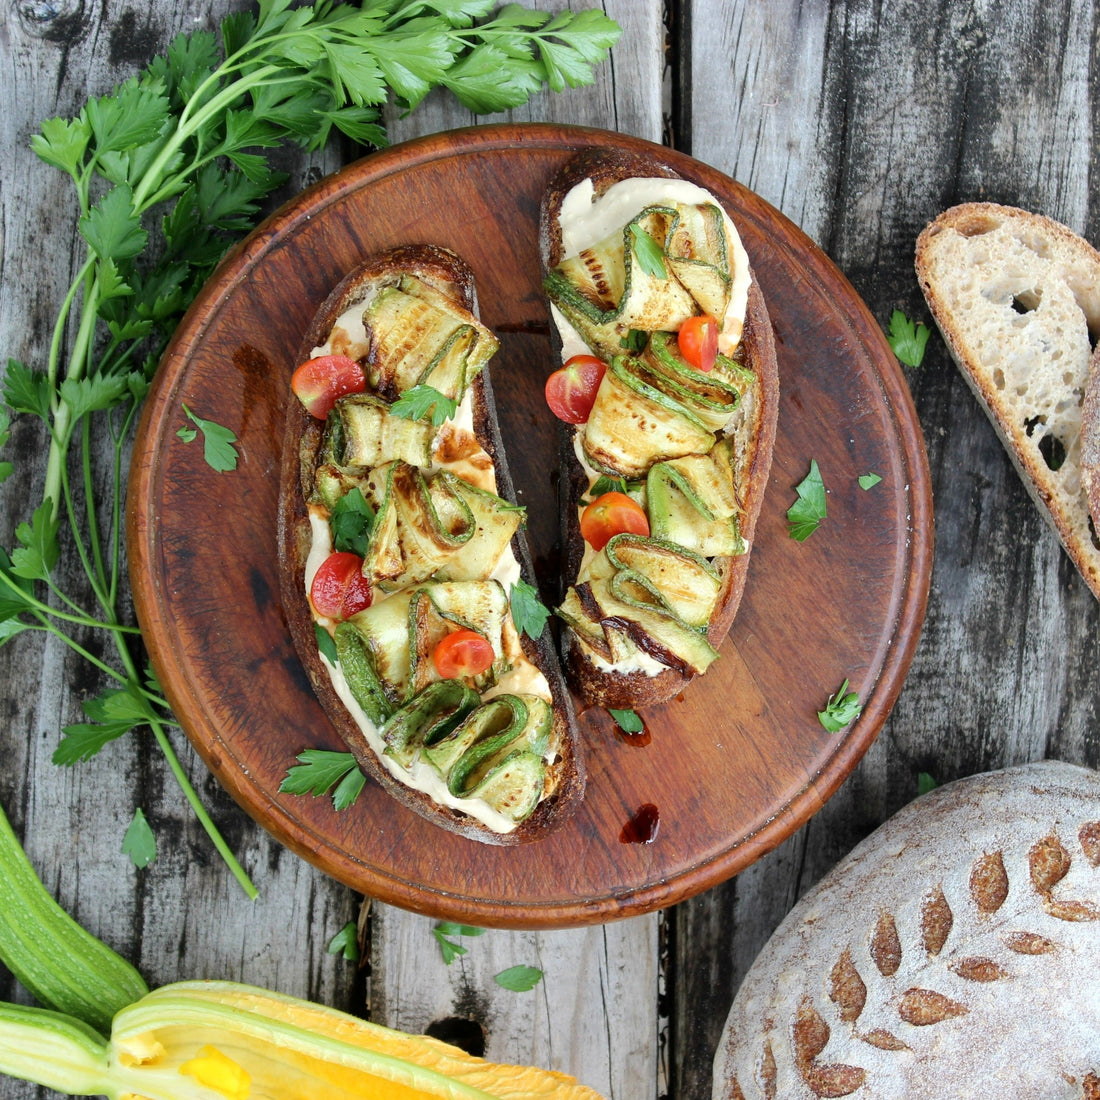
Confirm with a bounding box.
[0,0,619,896]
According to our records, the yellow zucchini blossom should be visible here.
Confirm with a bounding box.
[0,980,606,1100]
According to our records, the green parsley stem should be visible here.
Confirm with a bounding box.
[145,713,258,900]
[130,62,284,213]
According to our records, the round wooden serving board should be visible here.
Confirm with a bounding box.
[128,124,932,928]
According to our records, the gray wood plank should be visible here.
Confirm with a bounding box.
[673,2,1100,1098]
[0,9,359,1097]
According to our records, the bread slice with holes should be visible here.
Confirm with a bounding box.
[915,202,1100,597]
[712,760,1100,1100]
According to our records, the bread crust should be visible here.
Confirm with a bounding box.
[712,761,1100,1099]
[540,150,779,709]
[278,245,584,845]
[916,202,1100,600]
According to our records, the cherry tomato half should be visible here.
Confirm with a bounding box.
[579,491,650,551]
[544,354,608,424]
[678,314,719,373]
[310,552,373,621]
[291,354,366,419]
[432,628,495,679]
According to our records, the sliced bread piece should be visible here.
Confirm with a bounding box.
[1080,344,1100,531]
[915,202,1100,597]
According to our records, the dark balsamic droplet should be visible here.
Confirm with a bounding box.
[620,803,659,844]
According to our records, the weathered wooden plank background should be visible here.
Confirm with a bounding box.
[1,2,1098,1099]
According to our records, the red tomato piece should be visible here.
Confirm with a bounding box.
[310,552,373,621]
[579,491,650,551]
[291,355,366,419]
[432,629,495,679]
[678,314,719,373]
[544,354,608,423]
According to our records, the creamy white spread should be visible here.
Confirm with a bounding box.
[305,295,551,830]
[556,176,752,677]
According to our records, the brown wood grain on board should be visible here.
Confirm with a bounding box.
[128,123,932,928]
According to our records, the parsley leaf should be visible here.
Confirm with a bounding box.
[609,708,644,733]
[315,622,338,665]
[510,579,550,638]
[54,684,151,764]
[280,749,365,812]
[858,472,882,490]
[433,927,469,965]
[121,807,157,869]
[620,329,648,353]
[330,487,374,556]
[390,384,458,427]
[432,921,485,966]
[787,460,827,541]
[181,405,239,472]
[886,310,931,367]
[4,360,52,420]
[494,965,543,992]
[629,223,667,278]
[11,500,60,581]
[327,920,360,962]
[817,679,862,732]
[585,474,630,503]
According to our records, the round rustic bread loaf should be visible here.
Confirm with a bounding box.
[713,761,1100,1100]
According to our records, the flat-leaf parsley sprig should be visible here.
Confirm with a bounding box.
[1,0,620,895]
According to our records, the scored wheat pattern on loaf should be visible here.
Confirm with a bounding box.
[714,764,1100,1100]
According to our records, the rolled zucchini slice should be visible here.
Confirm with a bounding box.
[379,679,481,768]
[583,355,714,478]
[604,533,722,628]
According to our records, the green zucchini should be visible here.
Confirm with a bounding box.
[0,1003,110,1094]
[361,462,476,592]
[587,576,720,676]
[0,799,148,1036]
[583,355,714,477]
[365,286,472,400]
[545,206,697,359]
[431,472,525,583]
[407,581,509,694]
[339,592,414,705]
[604,533,721,628]
[422,694,529,778]
[322,393,434,469]
[396,273,499,382]
[459,752,546,822]
[379,680,480,768]
[664,202,732,319]
[555,585,612,658]
[642,331,744,430]
[333,620,397,723]
[647,451,746,558]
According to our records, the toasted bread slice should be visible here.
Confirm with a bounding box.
[540,149,779,709]
[915,203,1100,598]
[278,245,584,844]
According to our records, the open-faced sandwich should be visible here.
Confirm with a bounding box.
[278,245,584,844]
[539,149,779,709]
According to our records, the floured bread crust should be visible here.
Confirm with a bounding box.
[713,760,1100,1100]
